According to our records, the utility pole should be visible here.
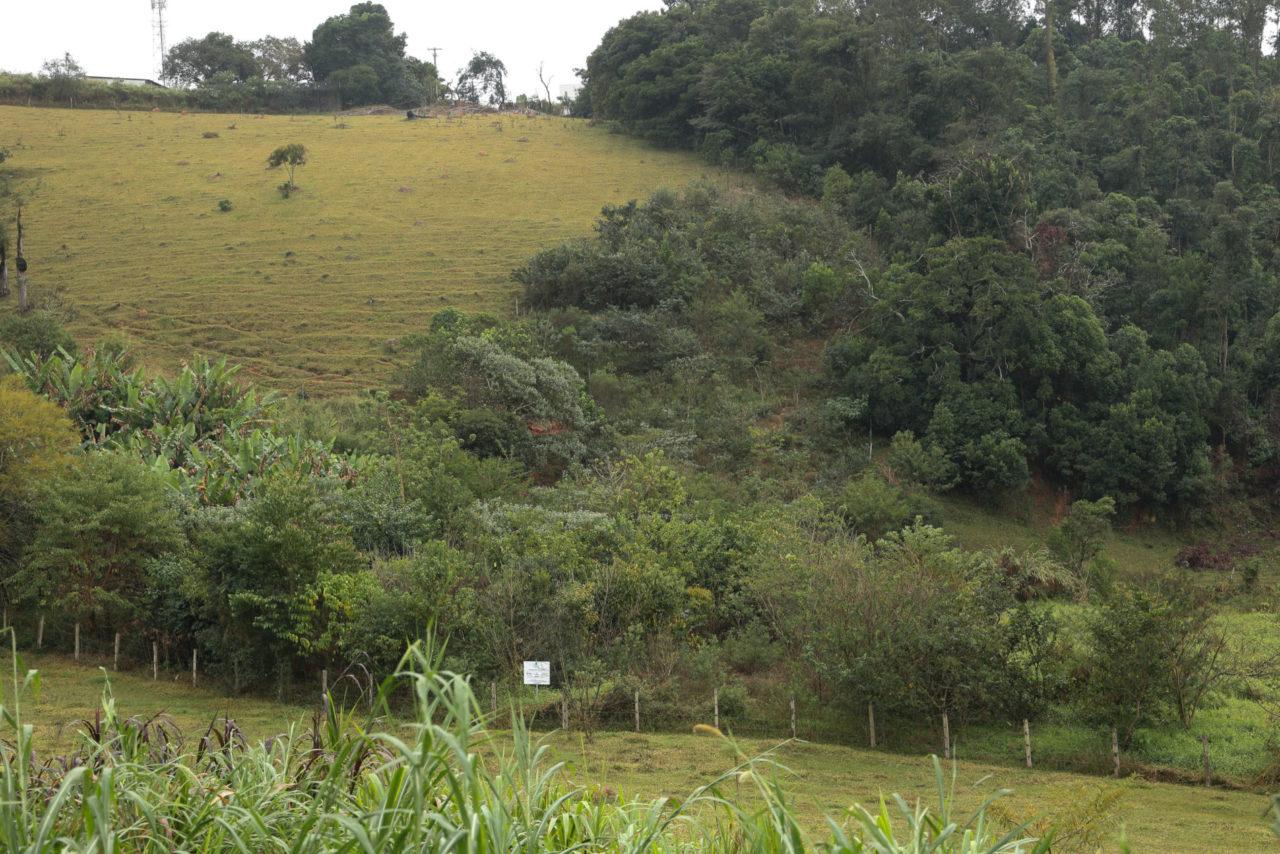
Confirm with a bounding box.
[426,48,442,102]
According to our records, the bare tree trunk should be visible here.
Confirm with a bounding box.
[0,226,8,298]
[16,207,28,313]
[538,62,553,107]
[1044,1,1059,102]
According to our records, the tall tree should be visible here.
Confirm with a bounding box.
[248,36,310,83]
[304,3,421,105]
[163,33,260,85]
[456,52,508,107]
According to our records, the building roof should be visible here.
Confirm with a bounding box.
[86,75,167,88]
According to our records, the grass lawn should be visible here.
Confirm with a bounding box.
[0,105,722,393]
[10,651,1274,852]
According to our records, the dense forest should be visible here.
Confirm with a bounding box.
[3,0,1280,788]
[575,0,1280,518]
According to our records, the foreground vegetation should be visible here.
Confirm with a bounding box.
[10,648,1279,852]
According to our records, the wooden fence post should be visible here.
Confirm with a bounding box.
[789,694,797,739]
[868,703,876,749]
[1111,728,1120,777]
[152,641,158,680]
[192,648,198,687]
[1023,719,1032,768]
[74,622,80,661]
[634,689,640,733]
[714,688,720,730]
[36,615,44,649]
[1202,735,1211,787]
[321,668,328,698]
[560,692,569,731]
[113,632,121,671]
[491,681,499,721]
[942,712,951,760]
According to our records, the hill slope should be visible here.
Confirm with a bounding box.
[0,106,718,392]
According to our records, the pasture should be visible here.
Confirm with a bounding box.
[0,105,718,392]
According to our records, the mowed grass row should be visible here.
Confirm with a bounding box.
[0,106,720,392]
[15,651,1275,852]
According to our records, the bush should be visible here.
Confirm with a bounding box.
[888,431,958,490]
[832,472,937,541]
[277,181,294,198]
[217,199,234,212]
[0,310,76,360]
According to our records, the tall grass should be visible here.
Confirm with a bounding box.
[0,637,1047,852]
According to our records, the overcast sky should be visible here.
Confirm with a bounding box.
[7,1,665,96]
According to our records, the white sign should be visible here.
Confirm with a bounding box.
[523,660,551,686]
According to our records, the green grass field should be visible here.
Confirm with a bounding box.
[0,105,720,392]
[11,651,1273,852]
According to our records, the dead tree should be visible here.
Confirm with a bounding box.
[537,62,554,109]
[0,221,8,298]
[15,207,28,313]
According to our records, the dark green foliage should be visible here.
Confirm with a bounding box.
[193,477,362,683]
[19,453,183,629]
[164,32,259,86]
[1085,585,1180,745]
[304,3,427,107]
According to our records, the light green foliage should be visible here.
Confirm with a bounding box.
[6,346,361,504]
[831,471,936,541]
[0,311,76,361]
[1048,496,1116,581]
[266,143,307,190]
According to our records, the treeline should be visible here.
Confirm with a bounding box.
[1,183,1266,755]
[2,3,529,114]
[573,0,1280,517]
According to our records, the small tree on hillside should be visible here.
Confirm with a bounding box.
[1048,496,1115,589]
[267,144,308,193]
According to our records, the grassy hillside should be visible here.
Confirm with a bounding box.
[0,106,719,392]
[14,651,1274,852]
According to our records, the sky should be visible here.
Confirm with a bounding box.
[7,0,667,96]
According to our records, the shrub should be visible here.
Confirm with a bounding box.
[217,198,233,212]
[888,431,958,490]
[832,472,937,541]
[0,310,76,360]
